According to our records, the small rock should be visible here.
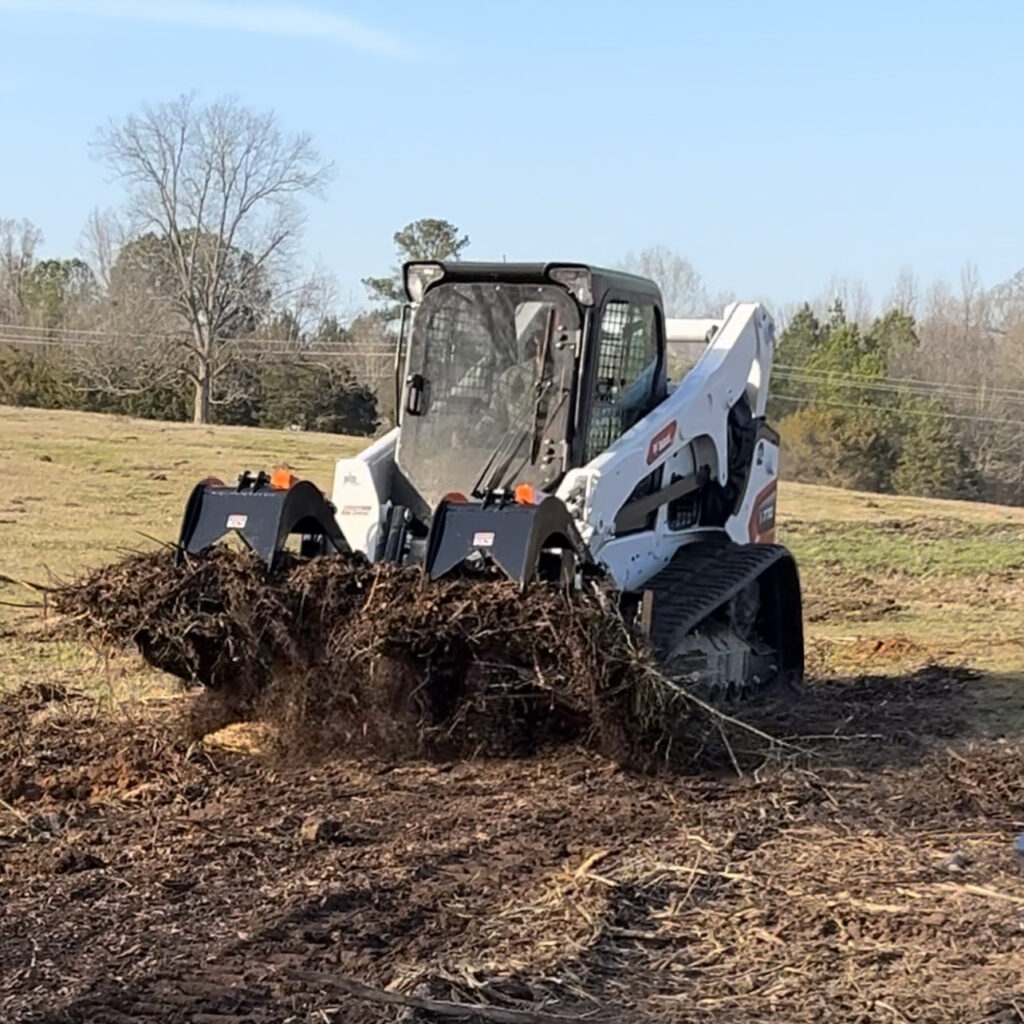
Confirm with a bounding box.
[38,810,66,834]
[38,454,52,463]
[941,851,972,873]
[148,472,168,480]
[299,816,341,842]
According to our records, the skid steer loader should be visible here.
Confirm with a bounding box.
[177,262,803,695]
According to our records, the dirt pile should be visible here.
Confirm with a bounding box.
[55,549,689,765]
[53,548,370,699]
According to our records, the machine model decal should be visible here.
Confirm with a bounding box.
[472,531,495,548]
[646,421,677,465]
[340,505,372,516]
[748,481,777,544]
[226,514,248,529]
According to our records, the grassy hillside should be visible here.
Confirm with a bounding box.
[2,404,1023,694]
[0,405,360,592]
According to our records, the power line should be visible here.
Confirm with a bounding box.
[0,337,395,359]
[774,369,1024,406]
[771,392,1024,428]
[0,322,396,351]
[775,363,1024,401]
[3,323,1023,408]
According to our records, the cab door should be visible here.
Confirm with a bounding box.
[576,292,666,466]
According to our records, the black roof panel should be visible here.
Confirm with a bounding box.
[403,260,663,306]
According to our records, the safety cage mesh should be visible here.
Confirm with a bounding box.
[586,301,658,461]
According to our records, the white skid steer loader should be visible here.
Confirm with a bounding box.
[177,262,803,696]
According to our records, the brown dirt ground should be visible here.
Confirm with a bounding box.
[3,664,1024,1024]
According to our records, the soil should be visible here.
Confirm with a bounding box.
[802,574,905,624]
[3,666,1024,1024]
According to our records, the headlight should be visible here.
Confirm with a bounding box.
[404,262,445,303]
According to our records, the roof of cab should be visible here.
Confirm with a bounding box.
[404,260,663,306]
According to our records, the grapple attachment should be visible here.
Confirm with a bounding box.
[424,494,591,585]
[177,470,348,568]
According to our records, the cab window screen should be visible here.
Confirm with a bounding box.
[585,301,658,461]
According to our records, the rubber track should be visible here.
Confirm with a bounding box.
[645,541,794,657]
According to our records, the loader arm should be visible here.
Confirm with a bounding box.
[557,302,778,590]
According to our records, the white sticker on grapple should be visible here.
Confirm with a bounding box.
[472,531,495,548]
[226,514,248,529]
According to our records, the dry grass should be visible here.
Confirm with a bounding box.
[0,405,358,594]
[778,482,1024,676]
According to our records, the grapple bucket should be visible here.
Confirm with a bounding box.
[424,494,592,586]
[177,472,348,568]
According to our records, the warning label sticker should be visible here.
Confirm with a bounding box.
[226,514,248,529]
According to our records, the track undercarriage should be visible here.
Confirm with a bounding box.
[638,541,804,700]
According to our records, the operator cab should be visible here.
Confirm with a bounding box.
[395,261,669,514]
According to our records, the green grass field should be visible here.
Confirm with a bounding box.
[2,403,1023,698]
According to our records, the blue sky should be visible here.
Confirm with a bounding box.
[1,0,1021,312]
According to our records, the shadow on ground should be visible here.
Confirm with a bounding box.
[677,663,1024,774]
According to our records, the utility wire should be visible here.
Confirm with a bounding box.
[775,364,1024,401]
[774,371,1024,406]
[771,392,1024,428]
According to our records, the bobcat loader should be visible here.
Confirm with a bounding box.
[177,262,804,695]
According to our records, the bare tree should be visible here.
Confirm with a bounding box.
[619,245,711,317]
[885,266,919,317]
[339,311,395,414]
[288,269,340,338]
[78,207,125,291]
[989,268,1024,333]
[815,275,873,327]
[93,94,333,422]
[0,218,43,322]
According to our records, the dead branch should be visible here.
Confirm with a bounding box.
[289,969,597,1023]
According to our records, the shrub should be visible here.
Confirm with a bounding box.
[259,360,378,435]
[890,398,979,499]
[0,346,378,436]
[779,405,896,492]
[0,348,74,409]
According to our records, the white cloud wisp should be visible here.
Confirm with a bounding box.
[0,0,414,58]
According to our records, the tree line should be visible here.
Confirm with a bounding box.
[2,94,1023,505]
[769,267,1024,505]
